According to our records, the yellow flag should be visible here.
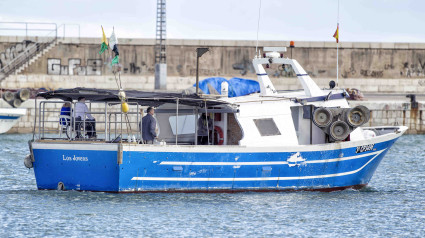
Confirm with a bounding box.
[99,26,108,54]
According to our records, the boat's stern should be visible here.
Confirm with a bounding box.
[30,141,121,192]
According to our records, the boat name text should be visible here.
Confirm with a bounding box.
[62,155,88,162]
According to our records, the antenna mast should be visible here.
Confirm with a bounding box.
[155,0,167,90]
[255,0,262,57]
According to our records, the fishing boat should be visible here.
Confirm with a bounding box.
[26,47,407,192]
[0,89,30,133]
[0,107,26,133]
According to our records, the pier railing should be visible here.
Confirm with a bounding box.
[0,22,80,82]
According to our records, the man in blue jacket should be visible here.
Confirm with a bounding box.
[141,107,157,144]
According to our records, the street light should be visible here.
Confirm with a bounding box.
[194,47,209,145]
[195,47,209,95]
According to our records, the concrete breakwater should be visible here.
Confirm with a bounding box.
[2,74,424,95]
[349,101,425,134]
[2,36,424,134]
[1,37,425,94]
[5,99,424,135]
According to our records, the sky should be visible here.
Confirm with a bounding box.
[0,0,424,43]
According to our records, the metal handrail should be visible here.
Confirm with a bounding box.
[57,24,80,40]
[0,40,55,82]
[0,22,57,38]
[0,22,80,82]
[0,22,59,81]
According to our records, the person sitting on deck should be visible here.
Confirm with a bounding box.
[141,106,157,144]
[197,113,213,145]
[59,102,71,126]
[74,97,96,139]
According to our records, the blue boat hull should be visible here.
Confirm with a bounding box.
[30,133,400,193]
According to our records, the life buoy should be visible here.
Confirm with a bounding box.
[214,126,224,145]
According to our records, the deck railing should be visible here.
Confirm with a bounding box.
[36,100,142,142]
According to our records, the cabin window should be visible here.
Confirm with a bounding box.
[168,115,197,135]
[253,118,281,136]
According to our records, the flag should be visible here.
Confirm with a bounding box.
[333,23,339,43]
[99,26,108,55]
[111,55,119,65]
[109,28,120,65]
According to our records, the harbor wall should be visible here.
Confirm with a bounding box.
[2,74,423,94]
[1,37,425,93]
[4,99,425,135]
[2,36,425,134]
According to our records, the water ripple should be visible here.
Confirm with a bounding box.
[0,134,424,237]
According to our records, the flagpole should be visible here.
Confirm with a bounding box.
[337,38,339,87]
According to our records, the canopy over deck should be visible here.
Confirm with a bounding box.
[37,87,230,107]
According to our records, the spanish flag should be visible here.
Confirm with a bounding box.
[99,26,108,55]
[333,23,339,43]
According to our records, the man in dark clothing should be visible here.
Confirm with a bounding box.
[141,107,157,144]
[197,113,213,145]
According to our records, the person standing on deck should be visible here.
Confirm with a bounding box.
[197,113,213,145]
[141,107,157,144]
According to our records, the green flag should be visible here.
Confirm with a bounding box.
[111,55,119,65]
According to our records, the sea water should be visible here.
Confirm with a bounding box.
[0,134,424,237]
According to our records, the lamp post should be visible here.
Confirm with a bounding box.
[194,47,209,145]
[195,47,209,95]
[290,41,295,59]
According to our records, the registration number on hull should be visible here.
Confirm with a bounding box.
[356,144,375,153]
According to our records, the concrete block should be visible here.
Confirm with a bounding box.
[397,79,413,85]
[360,85,379,92]
[372,118,381,124]
[340,42,353,48]
[17,75,28,82]
[394,43,409,49]
[386,79,399,85]
[139,83,154,90]
[294,41,311,48]
[324,42,336,48]
[352,42,371,48]
[182,39,201,46]
[403,85,419,93]
[370,42,382,48]
[388,118,396,124]
[146,77,155,84]
[309,42,325,48]
[408,43,425,49]
[408,129,418,134]
[289,85,300,90]
[174,83,190,90]
[380,42,395,49]
[378,85,397,93]
[375,79,388,85]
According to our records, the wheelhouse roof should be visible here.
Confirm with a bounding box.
[37,87,229,107]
